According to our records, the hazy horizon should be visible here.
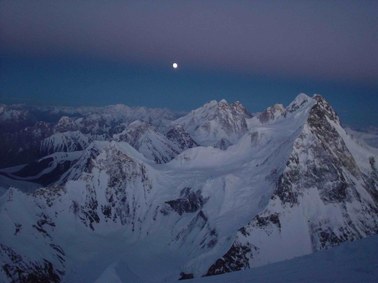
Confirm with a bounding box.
[1,1,377,128]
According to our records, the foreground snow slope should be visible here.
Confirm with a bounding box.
[180,234,378,283]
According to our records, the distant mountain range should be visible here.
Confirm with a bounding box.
[0,94,377,282]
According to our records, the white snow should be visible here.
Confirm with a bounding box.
[173,99,250,146]
[346,128,378,148]
[41,131,90,154]
[175,235,378,283]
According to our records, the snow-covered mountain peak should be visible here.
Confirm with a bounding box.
[61,140,149,182]
[231,100,248,114]
[114,120,156,143]
[174,100,251,146]
[113,121,182,164]
[40,131,89,155]
[287,93,312,113]
[55,116,78,132]
[258,103,286,123]
[191,99,249,116]
[125,119,150,133]
[0,105,29,122]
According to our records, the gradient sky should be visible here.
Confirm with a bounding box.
[0,1,377,128]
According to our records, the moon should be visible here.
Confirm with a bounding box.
[172,62,178,69]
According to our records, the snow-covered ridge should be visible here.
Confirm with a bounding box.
[0,103,180,169]
[113,120,181,164]
[173,99,252,147]
[41,131,90,155]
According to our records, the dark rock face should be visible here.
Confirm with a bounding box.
[2,207,68,282]
[66,144,153,232]
[205,210,281,275]
[214,138,232,150]
[166,125,198,150]
[276,95,360,207]
[254,213,281,230]
[179,272,194,280]
[0,244,63,283]
[366,157,378,202]
[258,104,285,124]
[206,242,257,276]
[214,101,252,138]
[165,187,207,215]
[173,209,218,253]
[302,96,359,203]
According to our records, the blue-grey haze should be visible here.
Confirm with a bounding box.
[0,1,377,128]
[0,55,377,128]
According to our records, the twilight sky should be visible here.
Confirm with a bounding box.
[0,1,377,127]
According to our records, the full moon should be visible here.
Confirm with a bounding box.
[172,62,178,69]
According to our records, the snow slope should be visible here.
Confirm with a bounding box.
[346,127,378,149]
[113,120,181,164]
[178,234,378,283]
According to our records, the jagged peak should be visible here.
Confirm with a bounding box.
[196,99,250,116]
[173,99,251,146]
[296,93,311,100]
[57,116,74,124]
[286,93,312,113]
[55,116,78,132]
[309,94,340,124]
[265,103,285,114]
[114,120,157,144]
[258,103,286,123]
[65,140,146,175]
[313,94,323,99]
[198,100,228,112]
[272,103,285,110]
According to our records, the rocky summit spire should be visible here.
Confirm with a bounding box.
[205,95,378,276]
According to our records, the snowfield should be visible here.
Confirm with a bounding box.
[178,234,378,283]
